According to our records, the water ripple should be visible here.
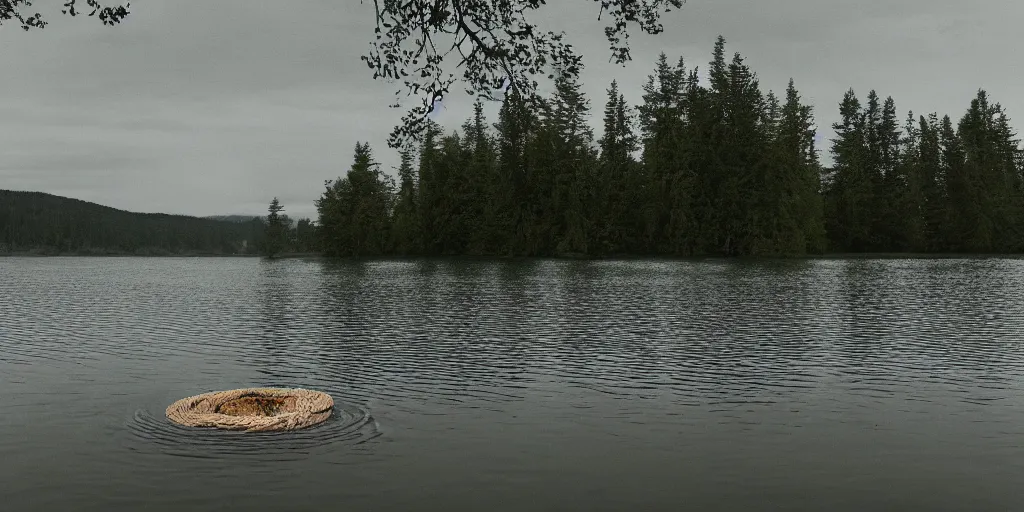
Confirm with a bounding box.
[4,256,1024,509]
[124,401,380,461]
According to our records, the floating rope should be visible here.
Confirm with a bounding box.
[166,387,333,432]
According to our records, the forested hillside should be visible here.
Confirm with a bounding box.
[315,36,1024,257]
[0,191,265,255]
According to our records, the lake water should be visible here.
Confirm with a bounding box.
[2,257,1024,511]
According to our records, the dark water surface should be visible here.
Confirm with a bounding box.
[3,257,1024,511]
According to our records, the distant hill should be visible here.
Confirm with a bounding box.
[0,190,266,256]
[205,215,261,224]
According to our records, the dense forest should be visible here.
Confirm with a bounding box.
[315,37,1024,257]
[5,37,1021,259]
[0,190,279,256]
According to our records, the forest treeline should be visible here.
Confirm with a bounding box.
[315,36,1024,257]
[5,37,1021,258]
[0,190,317,256]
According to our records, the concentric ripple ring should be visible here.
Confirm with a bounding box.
[166,387,334,432]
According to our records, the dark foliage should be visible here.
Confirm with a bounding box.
[823,89,1024,253]
[263,197,288,258]
[318,37,1024,258]
[0,0,128,30]
[364,0,684,147]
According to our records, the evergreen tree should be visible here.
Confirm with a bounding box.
[597,80,642,253]
[294,217,316,253]
[874,95,903,249]
[390,145,421,255]
[460,99,501,254]
[826,89,872,252]
[950,91,1024,252]
[938,114,968,250]
[915,113,947,251]
[638,53,690,253]
[264,197,287,258]
[896,110,925,251]
[771,79,826,254]
[540,69,598,256]
[315,142,394,256]
[493,88,540,255]
[416,120,445,254]
[714,50,769,255]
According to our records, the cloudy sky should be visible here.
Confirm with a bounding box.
[1,0,1021,220]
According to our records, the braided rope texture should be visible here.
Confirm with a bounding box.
[166,388,334,432]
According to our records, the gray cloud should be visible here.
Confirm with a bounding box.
[1,0,1021,220]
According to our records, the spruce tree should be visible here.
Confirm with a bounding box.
[493,88,539,255]
[541,70,597,256]
[416,120,444,254]
[460,100,501,255]
[390,146,421,254]
[315,142,393,256]
[874,96,903,249]
[897,110,925,251]
[916,113,946,251]
[716,50,768,255]
[638,53,689,254]
[597,80,641,254]
[264,197,287,258]
[774,79,826,254]
[939,114,968,250]
[826,89,872,252]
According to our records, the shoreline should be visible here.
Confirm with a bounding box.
[3,251,1022,260]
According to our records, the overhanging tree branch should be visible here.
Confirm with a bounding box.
[4,0,684,150]
[0,0,129,30]
[364,0,684,148]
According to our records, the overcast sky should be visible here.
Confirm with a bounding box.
[1,0,1021,220]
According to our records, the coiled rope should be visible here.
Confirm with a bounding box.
[166,387,333,432]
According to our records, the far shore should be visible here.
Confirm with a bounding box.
[0,251,323,258]
[2,251,1023,260]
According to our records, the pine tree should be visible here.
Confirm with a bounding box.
[416,120,445,254]
[315,142,393,256]
[493,88,539,255]
[951,90,1024,252]
[460,99,501,254]
[772,79,826,254]
[264,197,287,258]
[939,114,968,250]
[873,96,903,249]
[826,89,872,252]
[541,69,597,256]
[897,110,925,251]
[597,80,641,253]
[295,217,316,253]
[916,113,946,251]
[638,53,689,253]
[390,145,421,254]
[428,131,469,254]
[716,50,769,255]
